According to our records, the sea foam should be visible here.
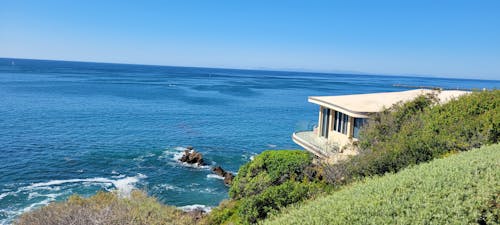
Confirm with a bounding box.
[206,174,224,180]
[179,204,212,213]
[164,146,211,169]
[23,173,147,197]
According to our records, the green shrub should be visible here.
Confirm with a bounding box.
[203,199,240,225]
[265,144,500,225]
[209,150,327,224]
[15,191,196,225]
[229,150,313,199]
[238,181,325,224]
[326,90,499,184]
[359,93,438,150]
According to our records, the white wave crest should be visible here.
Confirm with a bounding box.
[23,173,147,197]
[21,193,62,214]
[178,204,212,213]
[162,184,179,190]
[179,162,211,169]
[174,146,187,151]
[173,151,185,161]
[113,174,147,197]
[0,191,15,200]
[206,174,224,180]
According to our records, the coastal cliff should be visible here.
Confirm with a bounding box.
[14,90,499,225]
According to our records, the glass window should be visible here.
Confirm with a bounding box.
[342,114,349,134]
[321,108,330,138]
[353,118,366,138]
[334,111,349,134]
[332,111,337,131]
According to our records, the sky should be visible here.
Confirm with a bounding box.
[0,0,499,79]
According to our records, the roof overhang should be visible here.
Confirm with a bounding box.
[308,89,470,117]
[308,97,370,118]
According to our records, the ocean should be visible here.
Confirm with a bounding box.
[0,58,498,224]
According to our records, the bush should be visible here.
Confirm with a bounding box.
[205,150,327,224]
[202,199,240,225]
[238,181,324,224]
[265,144,500,225]
[15,191,196,225]
[326,90,500,184]
[229,150,313,199]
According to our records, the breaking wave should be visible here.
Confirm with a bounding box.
[178,204,212,213]
[23,174,146,197]
[206,174,224,180]
[0,174,147,225]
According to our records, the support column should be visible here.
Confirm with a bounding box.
[328,109,334,140]
[347,116,354,138]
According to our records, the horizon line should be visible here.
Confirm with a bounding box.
[1,56,498,82]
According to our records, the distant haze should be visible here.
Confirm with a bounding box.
[1,0,499,80]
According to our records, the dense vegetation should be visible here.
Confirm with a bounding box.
[325,90,499,185]
[207,150,326,224]
[265,144,500,225]
[15,191,196,225]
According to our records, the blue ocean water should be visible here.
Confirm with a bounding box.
[0,58,498,224]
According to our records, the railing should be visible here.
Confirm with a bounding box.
[292,130,340,157]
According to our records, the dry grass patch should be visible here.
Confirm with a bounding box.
[15,190,197,225]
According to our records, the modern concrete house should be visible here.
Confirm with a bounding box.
[292,89,469,161]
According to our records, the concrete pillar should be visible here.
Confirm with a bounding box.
[347,116,354,138]
[328,109,334,140]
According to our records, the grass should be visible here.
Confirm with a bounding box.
[264,144,500,225]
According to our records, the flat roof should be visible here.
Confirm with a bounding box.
[309,89,469,118]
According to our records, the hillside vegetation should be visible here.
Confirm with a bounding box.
[325,90,499,185]
[207,150,327,224]
[15,191,196,225]
[265,144,500,225]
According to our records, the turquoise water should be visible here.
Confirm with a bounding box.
[0,58,498,224]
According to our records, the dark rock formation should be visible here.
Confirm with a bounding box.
[179,148,205,166]
[212,166,225,176]
[223,173,234,185]
[211,166,235,186]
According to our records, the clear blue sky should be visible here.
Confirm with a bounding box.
[1,0,499,79]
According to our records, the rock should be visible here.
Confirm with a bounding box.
[212,166,226,177]
[179,148,205,166]
[211,166,235,186]
[223,173,234,185]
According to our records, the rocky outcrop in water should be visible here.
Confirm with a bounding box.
[211,166,234,186]
[179,148,205,166]
[223,173,234,186]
